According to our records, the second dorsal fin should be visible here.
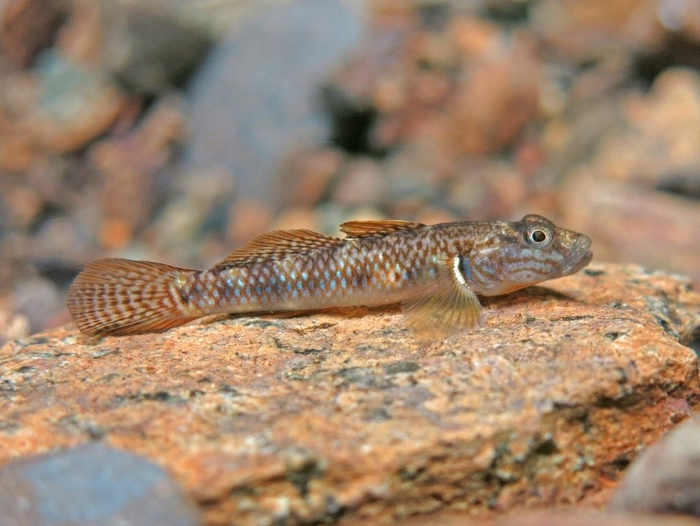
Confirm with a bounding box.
[340,220,425,239]
[214,229,343,268]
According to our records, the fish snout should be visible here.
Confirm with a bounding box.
[564,234,593,274]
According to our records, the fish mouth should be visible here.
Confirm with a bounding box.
[564,235,593,275]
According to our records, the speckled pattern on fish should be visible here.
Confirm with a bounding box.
[66,215,592,338]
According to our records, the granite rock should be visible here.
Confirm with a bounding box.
[0,264,698,526]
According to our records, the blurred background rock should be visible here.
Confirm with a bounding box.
[0,0,699,343]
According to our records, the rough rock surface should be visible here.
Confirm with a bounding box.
[0,264,698,525]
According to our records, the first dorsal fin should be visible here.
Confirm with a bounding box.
[339,220,425,239]
[214,229,342,268]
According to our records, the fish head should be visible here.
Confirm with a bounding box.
[466,214,592,296]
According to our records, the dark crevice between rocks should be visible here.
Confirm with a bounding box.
[530,436,559,456]
[287,461,323,500]
[634,32,700,87]
[363,406,392,422]
[293,348,326,356]
[56,415,106,440]
[384,360,420,375]
[689,339,700,359]
[217,384,241,396]
[320,84,381,156]
[656,171,700,201]
[334,366,393,390]
[593,392,645,410]
[653,315,680,340]
[0,418,20,434]
[35,258,83,289]
[600,454,632,482]
[113,389,204,406]
[583,268,606,277]
[605,331,625,342]
[687,322,700,359]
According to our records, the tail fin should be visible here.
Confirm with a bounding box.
[66,258,198,337]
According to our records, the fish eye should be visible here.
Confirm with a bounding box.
[525,227,551,246]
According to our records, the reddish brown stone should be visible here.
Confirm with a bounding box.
[24,55,126,154]
[531,0,664,62]
[332,157,385,206]
[436,21,540,156]
[226,200,274,248]
[561,176,700,291]
[278,148,343,207]
[0,0,68,67]
[588,69,700,186]
[558,69,700,290]
[0,309,29,348]
[0,264,698,525]
[89,96,187,249]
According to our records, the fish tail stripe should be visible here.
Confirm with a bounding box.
[66,258,197,336]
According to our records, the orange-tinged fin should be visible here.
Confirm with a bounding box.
[214,229,343,268]
[66,258,197,337]
[340,220,425,238]
[401,256,483,340]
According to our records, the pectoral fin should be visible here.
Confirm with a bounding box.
[401,257,483,340]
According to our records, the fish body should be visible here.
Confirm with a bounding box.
[67,215,592,337]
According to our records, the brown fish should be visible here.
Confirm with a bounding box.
[66,215,592,338]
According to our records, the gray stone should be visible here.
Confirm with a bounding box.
[0,442,202,526]
[185,0,363,204]
[610,415,700,517]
